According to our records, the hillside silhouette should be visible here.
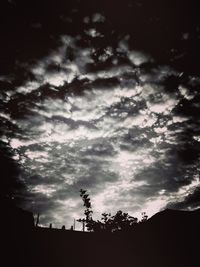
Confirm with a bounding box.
[1,197,199,267]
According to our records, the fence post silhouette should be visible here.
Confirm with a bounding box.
[74,218,76,231]
[36,213,40,227]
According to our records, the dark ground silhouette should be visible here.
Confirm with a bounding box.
[1,197,200,267]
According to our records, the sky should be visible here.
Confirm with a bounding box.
[0,0,200,229]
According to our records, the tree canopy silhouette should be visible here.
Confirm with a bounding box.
[78,189,143,232]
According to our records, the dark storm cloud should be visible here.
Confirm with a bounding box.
[119,127,154,151]
[50,115,97,130]
[133,160,192,194]
[167,186,200,210]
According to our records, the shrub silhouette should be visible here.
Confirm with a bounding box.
[109,210,138,232]
[141,212,148,222]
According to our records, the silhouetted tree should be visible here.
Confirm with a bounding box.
[0,141,24,202]
[108,210,138,232]
[78,189,95,231]
[101,213,112,231]
[141,212,148,222]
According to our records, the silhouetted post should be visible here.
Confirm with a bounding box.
[49,223,52,229]
[36,213,40,227]
[70,225,73,231]
[62,225,65,230]
[77,218,86,232]
[74,218,76,231]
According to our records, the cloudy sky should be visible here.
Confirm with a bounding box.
[0,0,200,229]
